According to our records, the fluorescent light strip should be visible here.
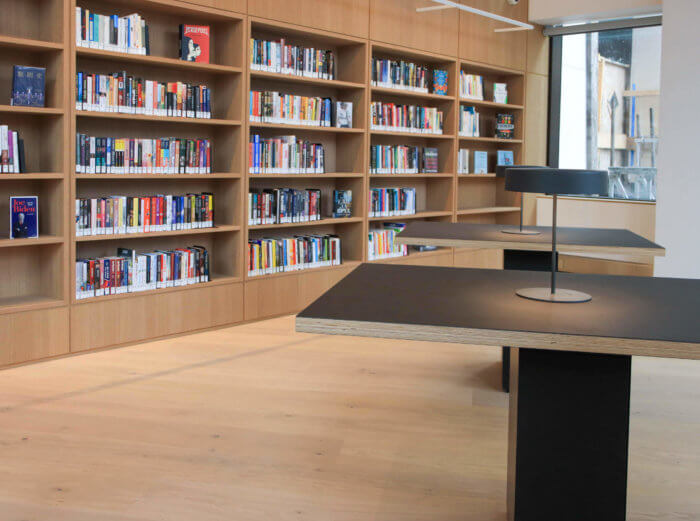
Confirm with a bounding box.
[417,0,534,31]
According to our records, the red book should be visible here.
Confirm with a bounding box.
[179,25,210,64]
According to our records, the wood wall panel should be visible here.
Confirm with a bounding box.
[454,247,504,269]
[70,283,244,353]
[370,0,459,56]
[379,251,455,267]
[527,25,549,75]
[182,0,246,13]
[459,0,529,70]
[522,72,549,226]
[249,0,370,38]
[0,307,69,366]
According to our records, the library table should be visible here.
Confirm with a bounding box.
[394,220,667,391]
[296,263,699,521]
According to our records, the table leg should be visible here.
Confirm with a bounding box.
[507,348,631,521]
[502,251,560,393]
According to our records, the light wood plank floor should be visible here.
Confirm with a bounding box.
[0,316,698,520]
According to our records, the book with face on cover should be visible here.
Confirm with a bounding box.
[335,102,353,128]
[179,25,210,63]
[10,196,38,239]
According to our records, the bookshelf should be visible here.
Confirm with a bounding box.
[0,0,538,365]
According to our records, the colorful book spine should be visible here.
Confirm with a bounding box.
[248,189,321,225]
[249,38,335,79]
[76,72,211,118]
[75,134,211,174]
[248,134,325,174]
[248,235,341,276]
[75,8,149,55]
[459,106,480,137]
[0,125,22,173]
[371,58,429,92]
[75,193,214,237]
[368,224,408,260]
[76,246,209,299]
[368,187,416,217]
[369,145,438,174]
[249,91,332,127]
[370,102,443,135]
[459,72,484,100]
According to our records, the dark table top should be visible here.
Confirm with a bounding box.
[296,264,700,359]
[394,221,665,256]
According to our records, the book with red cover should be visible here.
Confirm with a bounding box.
[179,24,210,64]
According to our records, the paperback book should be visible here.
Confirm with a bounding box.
[0,126,25,173]
[180,25,210,63]
[474,151,488,174]
[335,102,353,128]
[10,196,38,239]
[497,150,514,167]
[333,190,352,218]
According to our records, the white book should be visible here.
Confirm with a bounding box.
[0,126,7,173]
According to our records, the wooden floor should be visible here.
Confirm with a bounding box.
[0,316,698,521]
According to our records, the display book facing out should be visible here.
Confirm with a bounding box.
[71,5,243,307]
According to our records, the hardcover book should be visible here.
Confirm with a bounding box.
[10,196,38,239]
[11,66,46,107]
[474,151,488,174]
[496,113,514,139]
[497,150,514,166]
[333,190,352,218]
[422,147,439,173]
[179,25,210,63]
[335,102,353,128]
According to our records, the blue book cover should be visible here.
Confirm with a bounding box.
[474,151,489,174]
[433,69,448,96]
[497,150,514,166]
[10,196,39,239]
[12,66,46,107]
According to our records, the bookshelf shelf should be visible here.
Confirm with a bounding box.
[250,70,364,89]
[247,260,361,281]
[76,112,241,127]
[0,295,66,316]
[368,248,448,264]
[369,211,452,222]
[371,173,454,178]
[370,130,453,139]
[0,173,64,180]
[76,48,243,75]
[459,173,497,178]
[73,275,242,306]
[75,225,241,243]
[250,122,364,133]
[248,217,363,231]
[0,35,63,51]
[459,136,523,144]
[460,59,525,77]
[249,173,363,179]
[457,206,520,216]
[75,173,240,180]
[0,235,64,248]
[371,86,455,102]
[0,105,64,115]
[460,98,524,110]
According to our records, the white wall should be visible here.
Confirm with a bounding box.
[529,0,661,25]
[654,0,700,278]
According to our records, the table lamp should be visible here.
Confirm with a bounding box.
[504,168,609,303]
[495,165,548,235]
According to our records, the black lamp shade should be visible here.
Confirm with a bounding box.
[495,164,548,179]
[505,168,609,196]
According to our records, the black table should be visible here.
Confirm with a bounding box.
[394,221,666,391]
[296,264,699,521]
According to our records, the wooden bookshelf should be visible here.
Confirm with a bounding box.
[0,0,537,365]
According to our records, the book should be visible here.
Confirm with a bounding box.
[368,223,407,260]
[335,102,353,128]
[248,235,341,276]
[75,9,149,55]
[493,83,508,104]
[422,147,439,173]
[497,150,514,166]
[371,102,443,134]
[11,66,45,107]
[250,91,332,126]
[370,145,438,174]
[249,135,324,174]
[10,196,38,239]
[458,148,470,174]
[248,188,321,225]
[180,25,210,63]
[459,106,480,137]
[433,70,448,96]
[460,72,484,100]
[496,113,515,139]
[333,190,352,218]
[371,58,428,92]
[474,151,488,174]
[251,38,335,79]
[1,126,23,173]
[369,188,416,217]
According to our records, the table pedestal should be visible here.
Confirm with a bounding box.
[508,348,631,521]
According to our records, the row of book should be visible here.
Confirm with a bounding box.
[249,91,335,127]
[75,246,210,299]
[459,73,484,100]
[370,145,438,174]
[459,106,480,137]
[370,102,443,134]
[367,223,407,260]
[250,38,335,79]
[368,188,417,217]
[248,235,341,277]
[458,149,514,174]
[76,134,212,174]
[75,8,149,55]
[0,126,26,173]
[248,188,321,226]
[371,58,430,92]
[76,72,211,118]
[75,193,214,237]
[249,135,325,174]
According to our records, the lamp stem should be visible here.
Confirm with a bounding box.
[551,194,557,295]
[519,194,524,232]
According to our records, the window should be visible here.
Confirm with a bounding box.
[550,24,662,201]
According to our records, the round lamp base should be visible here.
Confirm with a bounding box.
[516,287,592,303]
[502,229,541,235]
